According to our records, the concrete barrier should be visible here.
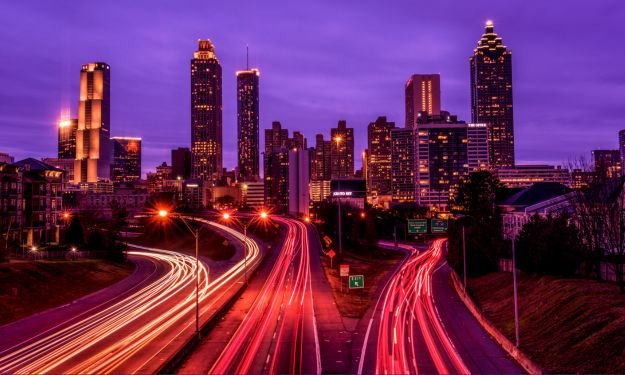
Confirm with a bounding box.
[450,271,544,375]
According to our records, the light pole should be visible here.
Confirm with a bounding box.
[335,136,343,256]
[158,209,201,337]
[462,224,467,294]
[511,233,520,347]
[222,210,268,285]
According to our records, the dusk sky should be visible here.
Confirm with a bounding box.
[1,1,624,175]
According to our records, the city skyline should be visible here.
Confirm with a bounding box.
[1,2,624,176]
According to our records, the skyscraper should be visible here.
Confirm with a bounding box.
[405,74,441,128]
[110,137,142,183]
[171,147,192,180]
[470,21,514,168]
[592,149,621,179]
[237,68,260,181]
[367,116,395,199]
[75,62,111,182]
[330,120,354,179]
[467,123,489,171]
[390,128,415,203]
[191,39,222,182]
[311,134,332,181]
[58,118,77,159]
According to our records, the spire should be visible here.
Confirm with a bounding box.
[194,39,218,61]
[475,20,508,57]
[246,44,249,70]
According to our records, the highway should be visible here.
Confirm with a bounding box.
[0,220,259,374]
[357,239,523,375]
[208,217,321,375]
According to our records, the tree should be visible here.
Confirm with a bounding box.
[63,216,84,246]
[599,183,625,293]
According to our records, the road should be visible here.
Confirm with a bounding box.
[0,220,259,374]
[356,239,523,375]
[207,217,321,375]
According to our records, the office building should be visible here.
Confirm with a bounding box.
[467,123,489,171]
[470,21,515,168]
[311,134,332,181]
[58,118,78,159]
[110,137,142,183]
[414,112,470,208]
[330,120,354,179]
[592,149,621,179]
[367,116,395,199]
[191,39,222,181]
[405,74,441,127]
[390,128,415,203]
[288,148,310,217]
[496,165,572,188]
[264,147,290,213]
[171,147,192,180]
[237,68,260,181]
[75,62,111,182]
[240,181,264,208]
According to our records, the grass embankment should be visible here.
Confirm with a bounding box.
[469,272,625,373]
[321,249,404,318]
[0,260,134,326]
[132,222,236,261]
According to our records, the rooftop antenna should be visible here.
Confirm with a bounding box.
[246,44,249,70]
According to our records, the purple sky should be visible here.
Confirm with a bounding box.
[1,1,624,176]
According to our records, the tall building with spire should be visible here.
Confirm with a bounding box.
[75,62,111,182]
[470,21,514,168]
[191,39,222,182]
[405,74,441,128]
[237,66,260,182]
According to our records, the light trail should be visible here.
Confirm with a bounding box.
[209,217,321,375]
[359,239,470,375]
[0,219,260,375]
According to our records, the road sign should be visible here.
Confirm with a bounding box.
[408,219,427,234]
[323,235,333,246]
[327,249,336,259]
[431,219,448,233]
[349,275,364,289]
[340,264,349,277]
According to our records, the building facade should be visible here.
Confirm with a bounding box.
[75,62,111,183]
[171,147,192,180]
[470,21,514,168]
[191,39,222,182]
[110,137,142,183]
[311,134,332,181]
[496,165,572,188]
[330,120,354,179]
[592,149,621,179]
[288,149,310,217]
[367,116,395,199]
[390,128,415,203]
[58,118,78,159]
[236,69,260,181]
[467,123,489,171]
[405,74,441,127]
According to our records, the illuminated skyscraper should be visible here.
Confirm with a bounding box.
[237,68,260,181]
[405,74,441,128]
[191,39,222,182]
[367,116,395,198]
[75,62,111,182]
[58,118,77,159]
[330,120,354,179]
[311,134,331,181]
[390,128,415,203]
[110,137,142,183]
[470,21,514,168]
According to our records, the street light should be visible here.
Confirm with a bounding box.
[157,209,201,337]
[334,135,343,256]
[222,211,268,284]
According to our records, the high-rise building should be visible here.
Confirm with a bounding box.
[311,134,332,181]
[405,74,441,127]
[264,147,290,213]
[467,123,489,171]
[496,165,571,188]
[288,148,310,217]
[390,128,415,203]
[330,120,354,179]
[619,130,625,176]
[58,118,78,159]
[110,137,142,183]
[592,149,621,179]
[171,147,192,180]
[265,121,289,154]
[470,21,514,168]
[237,68,260,181]
[367,116,395,199]
[75,62,111,182]
[191,39,222,182]
[415,112,470,208]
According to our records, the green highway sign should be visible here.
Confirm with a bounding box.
[349,275,364,289]
[408,219,427,234]
[431,219,448,233]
